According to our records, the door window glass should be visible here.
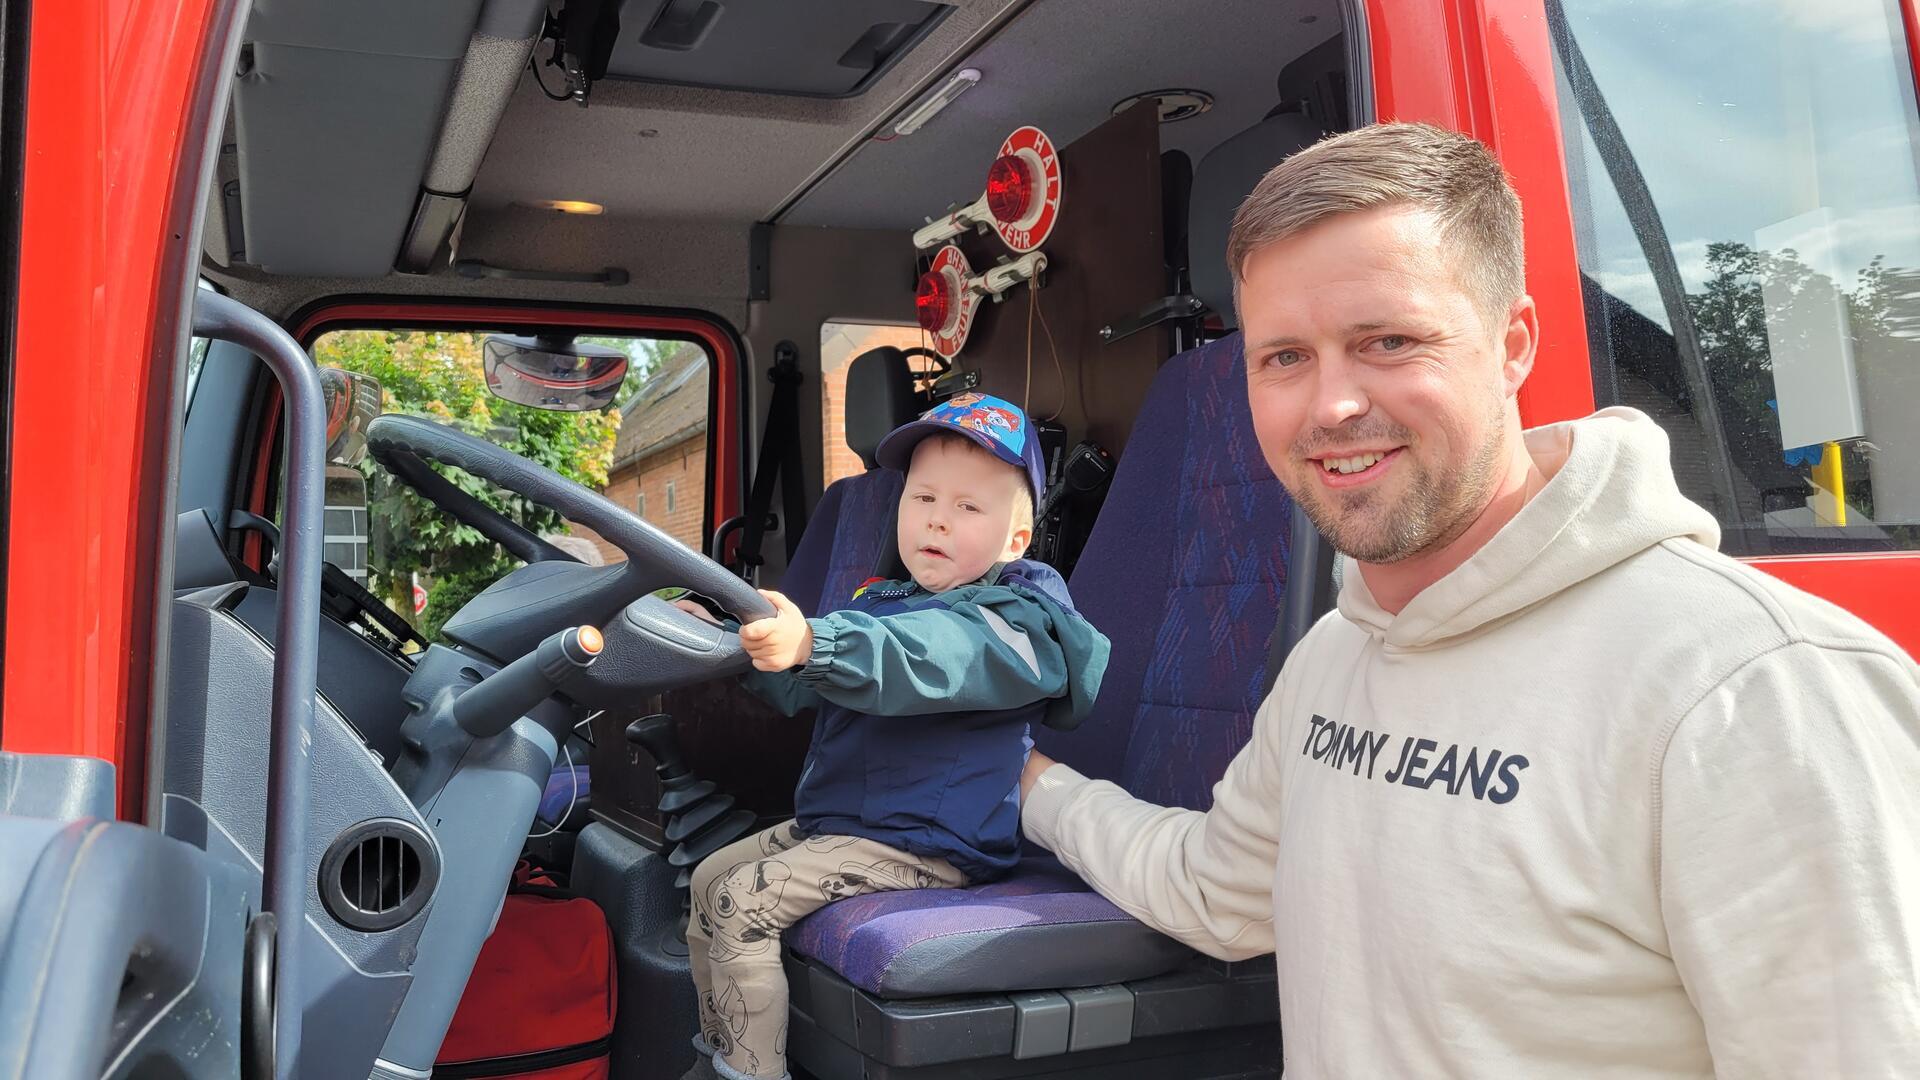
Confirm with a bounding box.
[1547,0,1920,553]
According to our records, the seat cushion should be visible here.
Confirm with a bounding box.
[787,856,1192,999]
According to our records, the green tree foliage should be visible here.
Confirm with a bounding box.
[314,330,625,639]
[585,335,674,401]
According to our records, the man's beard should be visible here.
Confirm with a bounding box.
[1291,410,1506,565]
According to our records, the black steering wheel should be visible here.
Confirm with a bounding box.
[365,414,774,659]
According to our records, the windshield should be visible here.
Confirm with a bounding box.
[313,329,710,640]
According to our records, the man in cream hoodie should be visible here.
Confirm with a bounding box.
[1019,122,1920,1077]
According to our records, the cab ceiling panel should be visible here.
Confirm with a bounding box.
[782,0,1343,230]
[235,0,486,277]
[607,0,950,97]
[465,0,1017,228]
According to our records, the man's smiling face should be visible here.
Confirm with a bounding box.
[1239,204,1519,564]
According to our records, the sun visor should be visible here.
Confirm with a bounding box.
[233,0,486,277]
[397,0,547,273]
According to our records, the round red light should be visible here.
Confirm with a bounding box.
[915,271,952,332]
[985,155,1035,224]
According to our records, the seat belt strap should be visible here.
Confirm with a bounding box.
[737,342,807,577]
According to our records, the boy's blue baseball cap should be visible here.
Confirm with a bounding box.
[875,392,1047,505]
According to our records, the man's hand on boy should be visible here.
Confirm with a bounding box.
[738,589,814,671]
[1020,748,1058,802]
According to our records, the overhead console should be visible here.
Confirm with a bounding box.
[605,0,952,97]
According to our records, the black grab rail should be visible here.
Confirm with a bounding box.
[191,291,325,1080]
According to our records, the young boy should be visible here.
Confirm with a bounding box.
[678,394,1110,1080]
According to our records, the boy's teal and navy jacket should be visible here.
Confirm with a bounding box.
[745,559,1108,881]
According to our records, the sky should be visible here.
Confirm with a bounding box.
[1555,0,1920,323]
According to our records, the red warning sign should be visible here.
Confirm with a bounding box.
[990,126,1062,253]
[920,244,978,359]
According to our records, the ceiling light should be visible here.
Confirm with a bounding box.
[522,199,605,215]
[893,68,981,138]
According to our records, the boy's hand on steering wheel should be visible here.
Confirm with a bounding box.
[738,589,814,671]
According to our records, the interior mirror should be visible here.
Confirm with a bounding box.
[319,367,383,466]
[481,334,629,412]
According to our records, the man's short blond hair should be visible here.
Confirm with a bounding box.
[1226,122,1525,327]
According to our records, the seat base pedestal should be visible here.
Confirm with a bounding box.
[783,953,1281,1080]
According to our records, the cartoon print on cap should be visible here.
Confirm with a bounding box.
[939,392,1024,448]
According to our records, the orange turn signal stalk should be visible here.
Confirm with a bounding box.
[452,624,603,739]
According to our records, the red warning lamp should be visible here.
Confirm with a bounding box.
[915,269,954,332]
[985,154,1036,224]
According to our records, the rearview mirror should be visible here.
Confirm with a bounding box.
[319,367,383,466]
[481,334,629,412]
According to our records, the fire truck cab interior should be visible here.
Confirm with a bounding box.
[4,1,1361,1077]
[5,0,1919,1079]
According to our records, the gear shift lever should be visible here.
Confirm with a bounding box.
[625,714,688,780]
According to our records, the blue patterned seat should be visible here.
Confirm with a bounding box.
[781,464,903,619]
[786,332,1295,997]
[781,344,919,618]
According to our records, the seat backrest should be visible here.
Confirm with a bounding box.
[782,347,917,616]
[1032,113,1318,810]
[1040,334,1292,810]
[783,469,904,617]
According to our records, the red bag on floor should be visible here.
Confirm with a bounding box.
[436,864,616,1079]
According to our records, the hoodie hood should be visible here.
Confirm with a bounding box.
[1338,407,1720,648]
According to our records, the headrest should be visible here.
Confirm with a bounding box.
[1189,112,1327,328]
[844,346,921,469]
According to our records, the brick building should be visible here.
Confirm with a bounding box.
[819,322,927,486]
[580,343,709,562]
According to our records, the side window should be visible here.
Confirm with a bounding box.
[616,343,709,552]
[311,330,709,639]
[185,337,211,406]
[1547,0,1920,554]
[819,321,933,487]
[184,280,216,411]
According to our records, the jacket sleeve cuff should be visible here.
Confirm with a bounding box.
[795,617,840,680]
[1021,762,1091,853]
